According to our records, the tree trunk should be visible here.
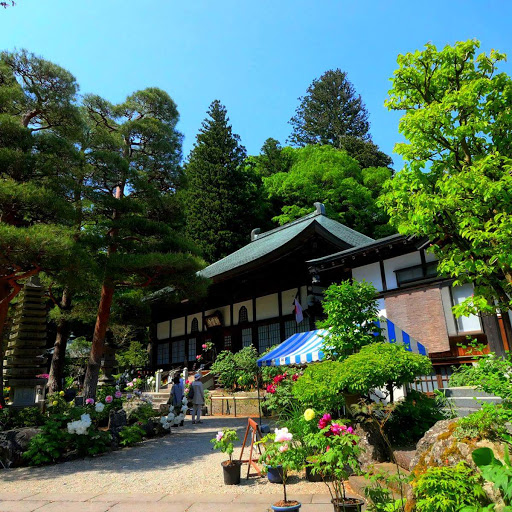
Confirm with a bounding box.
[47,288,72,393]
[82,283,115,399]
[501,310,512,353]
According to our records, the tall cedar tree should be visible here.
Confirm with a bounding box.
[0,50,87,405]
[381,40,512,338]
[184,100,258,262]
[81,89,205,398]
[289,69,392,169]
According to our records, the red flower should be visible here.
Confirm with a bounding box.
[266,384,276,394]
[292,374,299,382]
[273,374,286,385]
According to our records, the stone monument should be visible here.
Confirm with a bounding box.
[3,276,48,407]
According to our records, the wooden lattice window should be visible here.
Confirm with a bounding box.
[191,318,199,333]
[239,306,249,324]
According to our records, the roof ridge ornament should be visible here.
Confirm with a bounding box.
[250,228,261,241]
[314,202,326,215]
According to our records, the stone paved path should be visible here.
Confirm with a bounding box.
[0,416,364,511]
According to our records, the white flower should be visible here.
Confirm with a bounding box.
[182,396,188,404]
[95,402,105,413]
[67,413,92,435]
[181,405,188,413]
[167,412,175,422]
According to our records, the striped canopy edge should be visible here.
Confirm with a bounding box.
[257,316,428,367]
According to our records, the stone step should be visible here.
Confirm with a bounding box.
[443,387,498,399]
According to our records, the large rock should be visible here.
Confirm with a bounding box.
[0,427,41,468]
[108,409,127,433]
[354,421,388,471]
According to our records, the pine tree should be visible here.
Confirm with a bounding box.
[288,69,392,168]
[0,50,85,404]
[81,89,206,398]
[184,100,258,262]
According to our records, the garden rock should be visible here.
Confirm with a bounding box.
[354,422,388,470]
[108,409,127,434]
[409,418,505,505]
[141,419,155,437]
[0,427,40,468]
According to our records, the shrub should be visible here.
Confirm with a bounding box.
[23,417,68,466]
[211,350,238,389]
[384,390,448,445]
[0,406,46,432]
[211,346,260,391]
[450,351,512,401]
[292,361,346,413]
[264,376,296,420]
[411,462,488,512]
[454,403,512,441]
[317,280,383,360]
[338,343,432,400]
[118,424,145,446]
[129,403,155,424]
[210,428,239,463]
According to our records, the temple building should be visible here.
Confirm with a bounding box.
[150,203,509,390]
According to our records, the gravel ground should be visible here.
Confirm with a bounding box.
[0,416,328,495]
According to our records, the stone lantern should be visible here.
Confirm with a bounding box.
[3,277,48,408]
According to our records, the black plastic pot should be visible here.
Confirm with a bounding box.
[222,460,241,485]
[266,464,283,483]
[305,465,323,482]
[331,498,365,511]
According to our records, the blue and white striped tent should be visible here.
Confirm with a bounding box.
[257,316,428,367]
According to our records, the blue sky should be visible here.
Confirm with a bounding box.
[1,0,511,168]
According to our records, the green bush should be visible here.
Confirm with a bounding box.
[129,403,155,424]
[0,406,46,432]
[384,390,448,445]
[338,343,432,399]
[450,352,512,401]
[115,340,149,372]
[411,462,488,512]
[211,350,237,389]
[23,417,68,466]
[211,346,259,391]
[292,360,346,413]
[454,403,512,441]
[118,424,145,446]
[264,377,296,420]
[317,280,383,360]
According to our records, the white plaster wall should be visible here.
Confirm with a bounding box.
[452,284,482,332]
[234,300,253,323]
[424,249,438,263]
[218,305,231,327]
[282,288,299,317]
[171,317,186,337]
[352,262,383,292]
[187,313,202,333]
[256,293,279,321]
[383,252,422,290]
[156,321,170,340]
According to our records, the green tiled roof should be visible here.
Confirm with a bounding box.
[200,210,373,280]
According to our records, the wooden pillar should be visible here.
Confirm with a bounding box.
[252,298,258,352]
[278,290,285,342]
[482,313,506,357]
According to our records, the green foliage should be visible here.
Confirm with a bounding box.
[318,280,383,360]
[210,428,239,462]
[23,417,68,466]
[264,376,296,420]
[183,100,262,262]
[263,145,393,237]
[384,390,448,446]
[0,405,46,431]
[118,424,145,447]
[412,462,488,512]
[115,341,149,372]
[128,404,155,425]
[210,346,259,391]
[292,361,346,413]
[381,40,512,316]
[471,446,512,507]
[338,343,433,397]
[450,353,512,401]
[455,403,512,441]
[364,469,407,512]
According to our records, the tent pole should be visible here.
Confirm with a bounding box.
[256,368,262,427]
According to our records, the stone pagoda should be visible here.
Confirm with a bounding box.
[3,277,48,407]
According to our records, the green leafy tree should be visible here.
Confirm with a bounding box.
[81,88,206,398]
[248,138,293,178]
[0,50,86,404]
[263,145,393,237]
[184,100,261,262]
[288,69,392,169]
[317,279,383,360]
[381,40,512,332]
[116,340,149,372]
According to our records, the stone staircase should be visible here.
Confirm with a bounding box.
[442,387,502,417]
[146,391,170,409]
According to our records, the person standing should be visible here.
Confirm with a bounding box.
[168,375,184,426]
[190,373,204,424]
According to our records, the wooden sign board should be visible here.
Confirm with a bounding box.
[239,418,264,478]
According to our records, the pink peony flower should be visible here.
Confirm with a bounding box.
[196,355,202,360]
[105,395,113,403]
[273,374,286,385]
[275,427,293,443]
[127,382,134,387]
[85,398,94,405]
[292,374,299,382]
[318,413,332,430]
[115,391,122,399]
[266,384,276,394]
[202,344,207,349]
[330,423,342,436]
[216,431,224,442]
[279,443,289,452]
[346,426,354,435]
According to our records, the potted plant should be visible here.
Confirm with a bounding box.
[259,428,303,511]
[210,428,241,485]
[305,413,365,512]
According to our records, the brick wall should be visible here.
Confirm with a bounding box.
[384,285,450,354]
